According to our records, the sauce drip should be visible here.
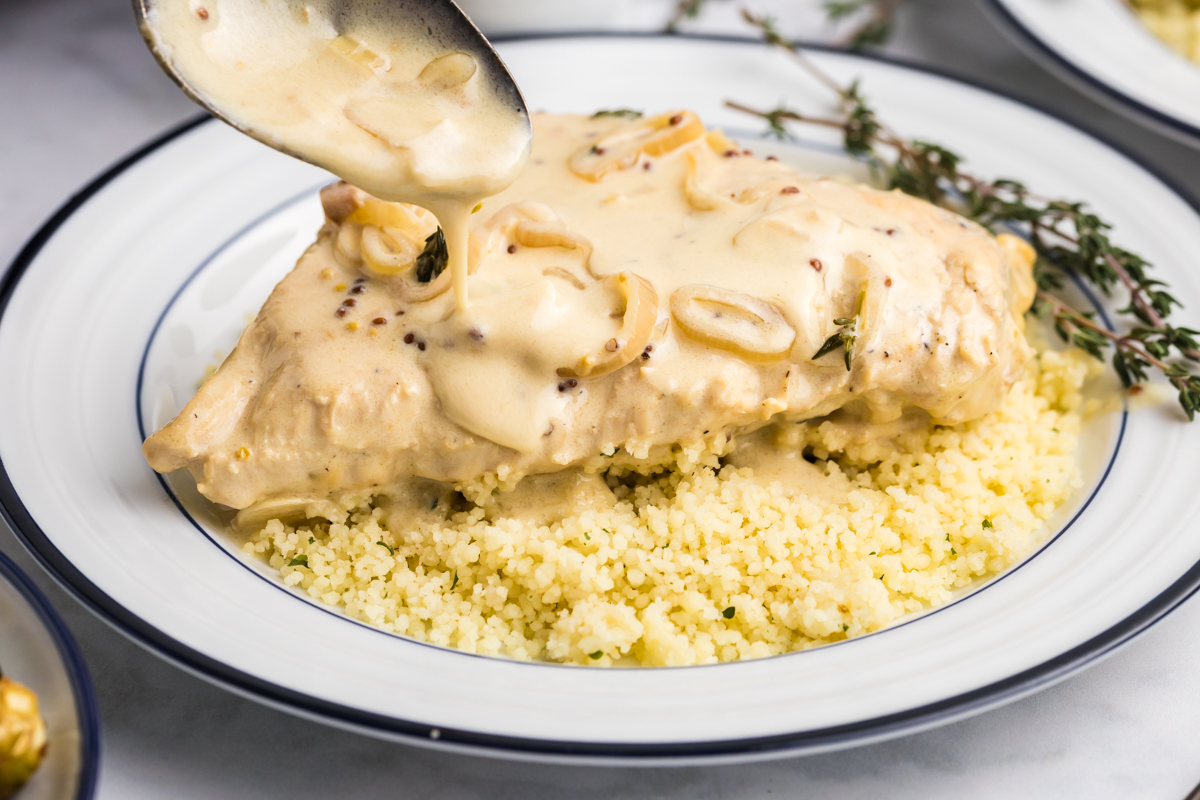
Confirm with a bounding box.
[142,0,532,310]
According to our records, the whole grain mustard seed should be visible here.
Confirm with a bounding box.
[334,283,346,292]
[372,317,386,325]
[319,268,333,279]
[346,321,359,331]
[236,447,250,460]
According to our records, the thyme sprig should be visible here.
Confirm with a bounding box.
[732,11,1200,418]
[667,0,902,48]
[667,0,722,31]
[823,0,901,48]
[591,108,644,119]
[812,290,864,369]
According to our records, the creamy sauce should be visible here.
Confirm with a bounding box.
[143,113,1038,514]
[142,0,531,309]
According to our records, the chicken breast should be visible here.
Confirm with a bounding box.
[143,112,1037,516]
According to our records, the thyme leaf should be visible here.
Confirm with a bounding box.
[414,228,447,283]
[591,108,643,119]
[666,0,721,31]
[812,290,863,369]
[730,13,1200,420]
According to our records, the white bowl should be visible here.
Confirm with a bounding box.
[0,551,99,799]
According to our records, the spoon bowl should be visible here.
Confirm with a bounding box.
[131,0,531,198]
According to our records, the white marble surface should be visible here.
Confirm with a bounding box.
[2,0,1200,797]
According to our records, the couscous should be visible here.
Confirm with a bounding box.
[242,344,1094,666]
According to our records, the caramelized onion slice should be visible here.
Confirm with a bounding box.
[349,199,438,234]
[328,34,390,74]
[234,497,342,532]
[557,272,659,378]
[683,147,729,212]
[418,52,477,90]
[488,202,598,277]
[360,226,424,276]
[569,110,706,181]
[670,284,796,362]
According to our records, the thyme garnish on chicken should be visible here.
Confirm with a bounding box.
[812,290,864,369]
[731,10,1200,418]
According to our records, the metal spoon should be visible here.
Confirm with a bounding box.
[130,0,529,179]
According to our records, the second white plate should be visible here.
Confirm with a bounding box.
[981,0,1200,146]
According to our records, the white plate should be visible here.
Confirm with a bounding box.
[981,0,1200,146]
[0,551,99,799]
[2,36,1200,764]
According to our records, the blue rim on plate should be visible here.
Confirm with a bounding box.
[0,549,100,797]
[2,34,1200,759]
[977,0,1200,147]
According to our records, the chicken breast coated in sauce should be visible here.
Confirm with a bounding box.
[143,112,1037,521]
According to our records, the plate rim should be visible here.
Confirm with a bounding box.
[977,0,1200,147]
[4,33,1200,762]
[0,549,101,798]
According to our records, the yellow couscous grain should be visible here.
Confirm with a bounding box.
[242,346,1095,666]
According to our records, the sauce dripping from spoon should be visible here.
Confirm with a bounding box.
[136,0,533,311]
